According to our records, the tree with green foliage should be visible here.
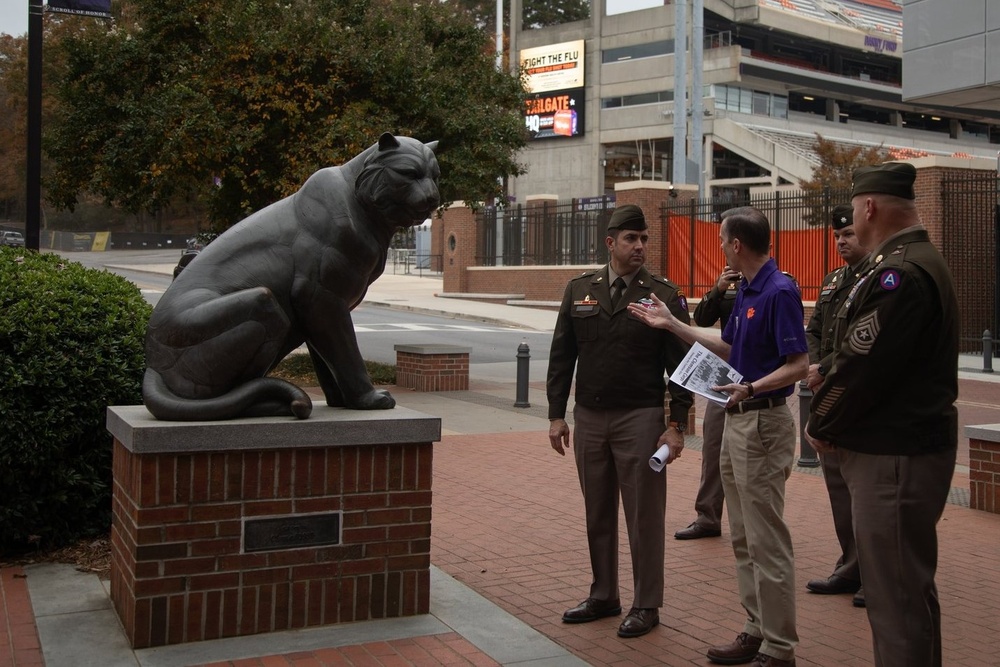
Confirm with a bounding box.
[799,133,892,225]
[46,0,528,228]
[1,16,92,222]
[802,133,891,195]
[0,34,26,219]
[455,0,591,30]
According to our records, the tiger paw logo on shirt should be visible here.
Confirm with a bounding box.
[746,307,756,319]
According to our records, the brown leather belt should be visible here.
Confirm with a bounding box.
[726,396,787,414]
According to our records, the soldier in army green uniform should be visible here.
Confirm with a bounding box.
[548,204,692,640]
[803,204,869,607]
[674,266,739,540]
[806,163,959,667]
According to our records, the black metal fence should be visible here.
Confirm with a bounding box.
[473,180,999,354]
[476,190,851,301]
[941,173,999,353]
[661,189,851,301]
[477,199,615,267]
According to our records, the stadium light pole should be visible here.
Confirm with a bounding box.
[26,0,43,251]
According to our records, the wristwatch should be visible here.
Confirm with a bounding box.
[669,421,687,434]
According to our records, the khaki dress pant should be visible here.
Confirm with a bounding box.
[840,446,956,667]
[720,405,798,662]
[572,404,667,608]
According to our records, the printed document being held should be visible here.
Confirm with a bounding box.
[672,342,743,407]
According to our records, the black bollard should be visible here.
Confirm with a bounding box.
[514,341,531,408]
[797,380,820,467]
[984,330,995,374]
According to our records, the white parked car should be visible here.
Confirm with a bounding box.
[0,231,25,247]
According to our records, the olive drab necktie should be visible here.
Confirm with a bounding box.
[611,277,627,308]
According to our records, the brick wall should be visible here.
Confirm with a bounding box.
[110,439,433,648]
[465,266,596,301]
[395,348,470,392]
[969,437,1000,513]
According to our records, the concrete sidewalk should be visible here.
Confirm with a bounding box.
[3,260,1000,667]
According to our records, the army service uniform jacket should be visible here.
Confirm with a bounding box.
[804,260,866,372]
[807,227,959,455]
[693,281,738,329]
[547,265,693,425]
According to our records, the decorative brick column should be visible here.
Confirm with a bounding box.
[967,424,1000,513]
[107,405,440,648]
[394,344,470,392]
[440,202,476,294]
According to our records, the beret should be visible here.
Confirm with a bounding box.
[831,203,854,230]
[607,204,647,233]
[851,162,916,200]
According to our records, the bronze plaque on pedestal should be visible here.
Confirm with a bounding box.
[244,513,342,552]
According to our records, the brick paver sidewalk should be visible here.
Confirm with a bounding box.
[3,428,999,666]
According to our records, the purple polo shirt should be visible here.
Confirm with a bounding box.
[722,258,807,398]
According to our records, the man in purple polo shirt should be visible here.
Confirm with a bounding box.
[628,206,808,667]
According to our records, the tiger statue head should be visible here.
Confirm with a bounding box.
[356,133,441,227]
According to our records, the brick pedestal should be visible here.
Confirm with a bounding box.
[967,424,1000,513]
[106,405,440,648]
[394,344,471,392]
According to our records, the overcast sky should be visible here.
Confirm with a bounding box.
[1,0,29,38]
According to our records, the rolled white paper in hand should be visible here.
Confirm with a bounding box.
[649,444,672,472]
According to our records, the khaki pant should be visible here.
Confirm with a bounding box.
[573,404,667,608]
[840,447,956,667]
[721,405,798,661]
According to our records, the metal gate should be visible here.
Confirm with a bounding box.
[942,173,999,354]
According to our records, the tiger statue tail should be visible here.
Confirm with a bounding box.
[142,368,312,421]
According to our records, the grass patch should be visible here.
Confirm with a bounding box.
[269,354,396,386]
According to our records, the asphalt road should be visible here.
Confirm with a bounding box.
[51,248,554,382]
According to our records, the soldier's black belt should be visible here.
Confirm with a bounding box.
[726,396,787,414]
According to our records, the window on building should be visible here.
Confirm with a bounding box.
[601,90,674,109]
[712,85,787,120]
[752,91,770,116]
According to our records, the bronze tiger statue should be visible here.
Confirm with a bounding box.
[143,133,440,421]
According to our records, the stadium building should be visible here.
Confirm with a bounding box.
[509,0,1000,203]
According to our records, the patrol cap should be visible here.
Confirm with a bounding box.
[607,204,647,233]
[851,162,916,200]
[831,203,854,230]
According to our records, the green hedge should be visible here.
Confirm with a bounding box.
[0,248,151,554]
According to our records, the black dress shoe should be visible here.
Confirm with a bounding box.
[674,522,722,540]
[561,597,622,623]
[617,607,659,637]
[805,574,861,595]
[707,632,763,664]
[853,587,866,608]
[751,655,796,667]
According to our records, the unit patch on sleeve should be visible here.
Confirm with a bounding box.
[879,269,901,291]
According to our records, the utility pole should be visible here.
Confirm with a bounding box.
[26,0,43,251]
[495,0,503,70]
